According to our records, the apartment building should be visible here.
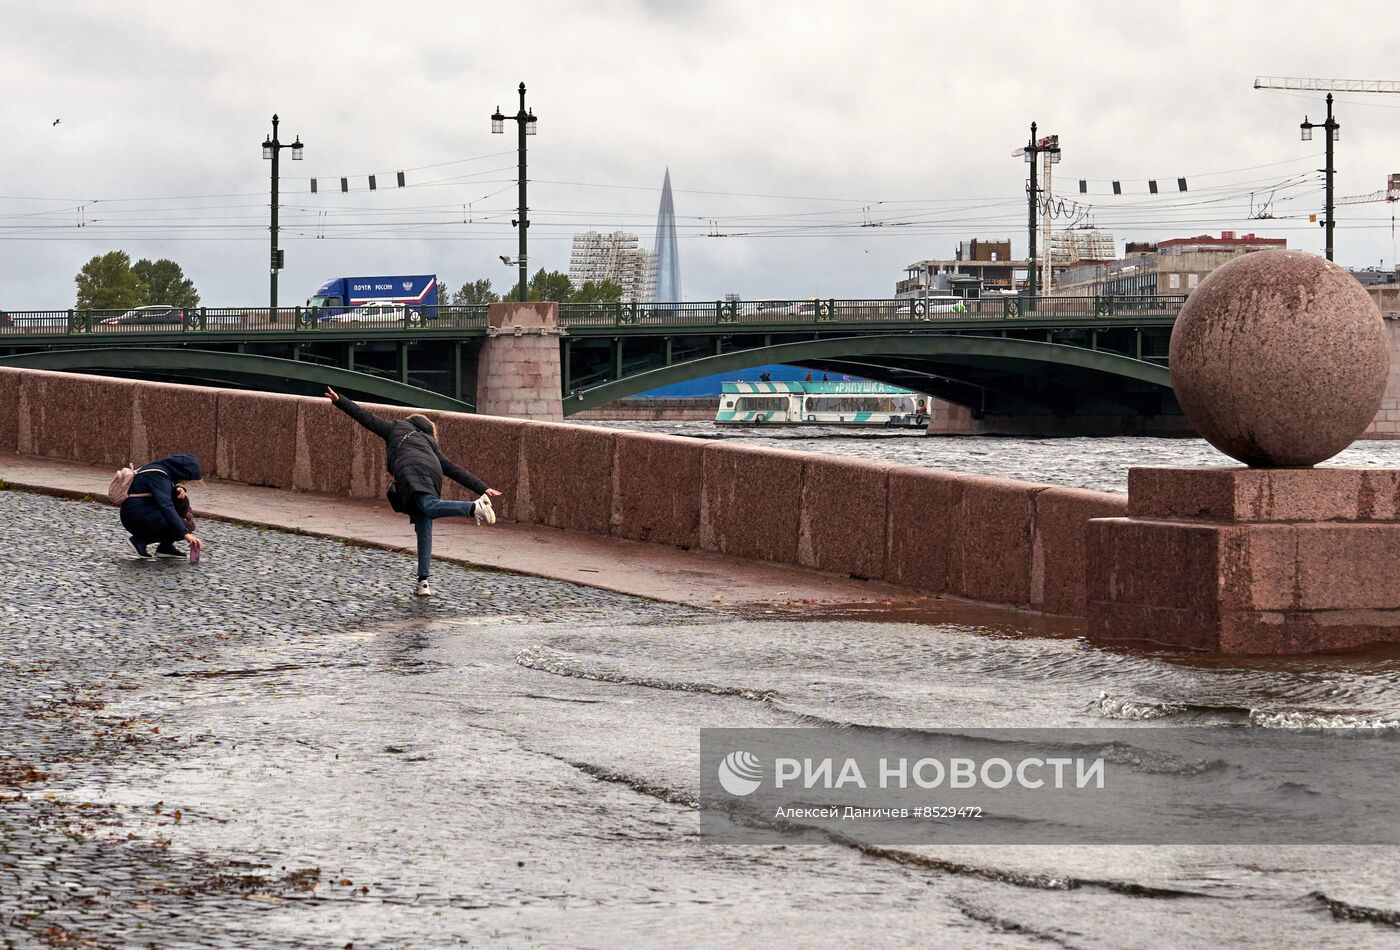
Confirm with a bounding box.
[1054,231,1286,296]
[568,230,658,303]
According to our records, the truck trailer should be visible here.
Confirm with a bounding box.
[307,275,439,317]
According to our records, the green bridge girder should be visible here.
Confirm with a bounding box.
[0,347,474,412]
[564,335,1174,416]
[0,301,1180,421]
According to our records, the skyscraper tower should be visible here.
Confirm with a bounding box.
[653,168,681,302]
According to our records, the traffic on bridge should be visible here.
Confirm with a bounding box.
[0,294,1185,338]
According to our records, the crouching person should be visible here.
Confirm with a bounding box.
[120,453,204,560]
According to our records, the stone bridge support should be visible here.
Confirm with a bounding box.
[475,302,564,421]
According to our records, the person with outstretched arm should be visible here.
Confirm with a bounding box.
[326,387,501,597]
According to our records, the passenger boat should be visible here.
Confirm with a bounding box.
[715,380,930,427]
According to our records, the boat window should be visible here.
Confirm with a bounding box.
[734,397,787,412]
[806,396,916,412]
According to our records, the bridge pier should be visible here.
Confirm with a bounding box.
[925,400,979,434]
[475,302,564,421]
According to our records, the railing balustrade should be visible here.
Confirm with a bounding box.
[0,297,1185,339]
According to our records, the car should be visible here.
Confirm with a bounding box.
[0,310,12,328]
[99,305,185,327]
[317,301,422,326]
[896,296,968,317]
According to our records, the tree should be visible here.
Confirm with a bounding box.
[451,278,501,306]
[572,279,624,303]
[132,258,200,308]
[75,251,148,310]
[526,268,574,303]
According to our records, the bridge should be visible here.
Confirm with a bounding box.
[0,295,1184,429]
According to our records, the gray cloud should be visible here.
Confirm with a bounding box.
[3,0,1398,309]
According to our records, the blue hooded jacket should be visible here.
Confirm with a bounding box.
[123,453,203,538]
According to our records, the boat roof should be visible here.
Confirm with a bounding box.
[721,381,916,395]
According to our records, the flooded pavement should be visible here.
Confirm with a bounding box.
[4,490,1400,947]
[579,421,1400,493]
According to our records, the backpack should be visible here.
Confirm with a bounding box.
[108,465,167,504]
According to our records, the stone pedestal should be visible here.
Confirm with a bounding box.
[1086,467,1400,654]
[475,302,564,421]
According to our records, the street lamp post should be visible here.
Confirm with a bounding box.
[1299,94,1340,262]
[261,114,304,313]
[492,83,537,302]
[1012,122,1060,298]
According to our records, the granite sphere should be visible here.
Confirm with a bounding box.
[1169,250,1389,467]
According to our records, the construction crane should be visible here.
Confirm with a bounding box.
[1253,77,1400,260]
[1254,77,1400,93]
[1338,186,1400,206]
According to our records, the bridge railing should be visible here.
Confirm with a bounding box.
[558,295,1187,328]
[1,297,1185,338]
[0,305,491,336]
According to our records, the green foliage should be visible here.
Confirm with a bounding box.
[75,251,148,310]
[451,278,501,306]
[526,268,574,303]
[132,258,200,308]
[572,279,624,303]
[75,251,201,310]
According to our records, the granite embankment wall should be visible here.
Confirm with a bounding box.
[0,367,1127,617]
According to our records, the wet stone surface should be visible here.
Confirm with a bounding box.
[6,488,1400,948]
[0,489,699,949]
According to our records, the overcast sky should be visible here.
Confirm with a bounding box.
[5,0,1400,309]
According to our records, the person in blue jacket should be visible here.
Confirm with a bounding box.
[119,453,205,560]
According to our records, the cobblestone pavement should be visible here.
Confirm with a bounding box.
[0,489,701,948]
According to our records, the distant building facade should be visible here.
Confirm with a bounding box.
[1054,231,1287,296]
[1349,266,1400,288]
[1353,266,1400,315]
[897,239,1030,298]
[568,230,657,303]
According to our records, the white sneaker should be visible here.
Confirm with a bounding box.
[474,495,496,525]
[416,579,433,597]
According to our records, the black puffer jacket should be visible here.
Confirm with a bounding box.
[334,397,487,510]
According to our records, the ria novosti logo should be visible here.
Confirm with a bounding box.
[717,750,763,796]
[716,750,1107,796]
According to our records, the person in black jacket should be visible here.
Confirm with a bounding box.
[120,453,205,560]
[326,387,500,596]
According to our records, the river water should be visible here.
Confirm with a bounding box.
[576,421,1400,494]
[105,567,1400,947]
